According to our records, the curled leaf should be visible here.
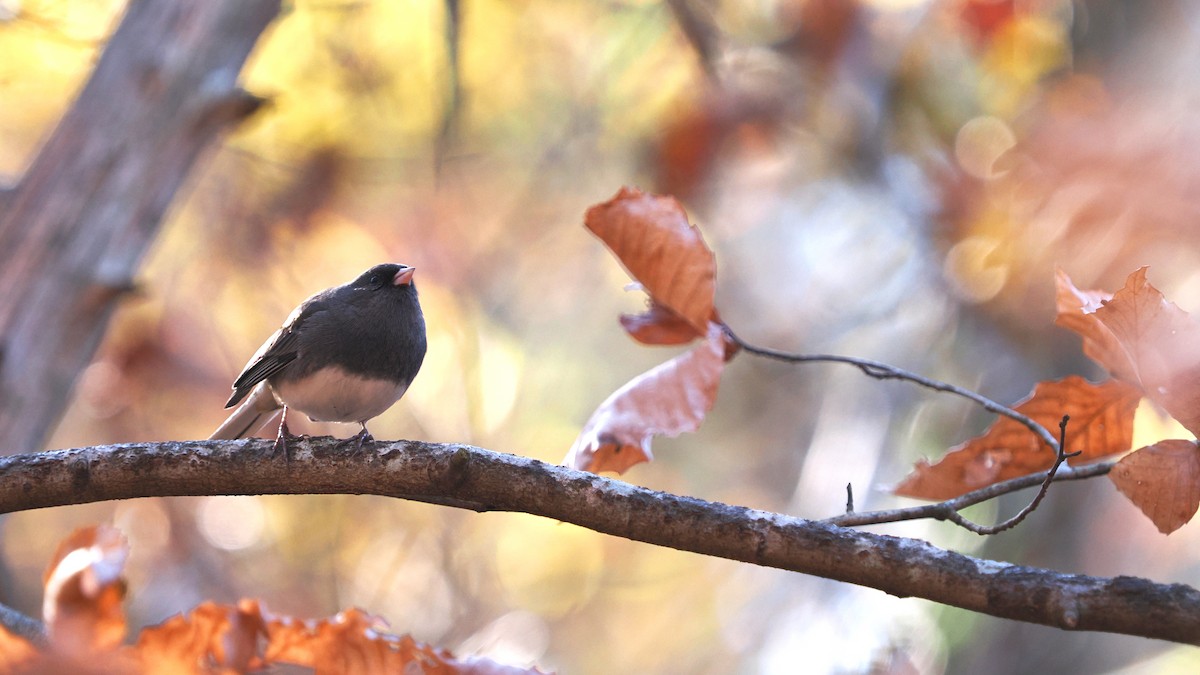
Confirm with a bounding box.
[1110,440,1200,534]
[134,600,546,674]
[134,600,266,672]
[896,377,1140,500]
[586,187,716,336]
[1092,267,1200,437]
[1054,269,1136,383]
[42,525,128,656]
[259,604,544,674]
[620,301,712,346]
[567,322,727,474]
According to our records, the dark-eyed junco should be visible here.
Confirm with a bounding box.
[210,263,427,455]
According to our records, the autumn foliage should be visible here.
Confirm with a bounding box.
[570,188,1200,535]
[565,187,735,473]
[0,525,543,674]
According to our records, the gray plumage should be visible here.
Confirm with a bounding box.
[211,263,427,442]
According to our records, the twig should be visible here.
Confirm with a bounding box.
[845,482,854,514]
[829,420,1111,529]
[826,461,1114,527]
[942,415,1078,534]
[666,0,722,83]
[721,325,1061,454]
[0,602,45,646]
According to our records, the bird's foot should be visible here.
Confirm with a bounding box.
[336,425,374,456]
[271,412,299,462]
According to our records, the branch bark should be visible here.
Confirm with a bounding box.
[1,438,1196,645]
[0,0,279,454]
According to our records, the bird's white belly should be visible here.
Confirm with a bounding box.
[272,367,408,424]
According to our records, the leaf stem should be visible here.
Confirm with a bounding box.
[721,324,1062,454]
[721,326,1105,533]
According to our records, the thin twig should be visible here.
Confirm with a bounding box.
[828,417,1110,530]
[826,460,1114,527]
[942,415,1080,534]
[0,602,45,646]
[722,325,1061,454]
[845,483,854,514]
[666,0,722,83]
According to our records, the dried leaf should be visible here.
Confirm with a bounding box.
[0,625,38,671]
[133,600,266,673]
[1092,267,1200,436]
[566,322,726,474]
[259,605,544,674]
[585,187,716,336]
[1110,440,1200,534]
[133,600,545,674]
[896,377,1141,500]
[1054,269,1136,382]
[42,525,128,656]
[620,301,709,346]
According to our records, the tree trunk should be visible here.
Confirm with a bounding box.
[0,0,280,454]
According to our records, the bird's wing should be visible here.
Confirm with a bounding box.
[225,327,301,407]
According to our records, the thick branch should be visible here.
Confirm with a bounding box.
[0,0,279,454]
[0,439,1196,645]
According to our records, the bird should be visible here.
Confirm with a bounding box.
[210,263,427,458]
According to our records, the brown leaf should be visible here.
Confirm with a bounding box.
[133,600,545,674]
[585,187,716,336]
[566,322,726,474]
[260,605,545,674]
[132,600,266,672]
[1054,269,1136,382]
[1110,439,1200,534]
[620,301,711,346]
[1092,267,1200,436]
[42,525,128,657]
[896,377,1141,500]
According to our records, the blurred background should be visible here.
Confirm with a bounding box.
[4,0,1200,672]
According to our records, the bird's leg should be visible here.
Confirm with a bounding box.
[272,406,296,462]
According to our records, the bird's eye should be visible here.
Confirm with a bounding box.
[368,274,380,286]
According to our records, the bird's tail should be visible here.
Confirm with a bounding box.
[209,383,282,440]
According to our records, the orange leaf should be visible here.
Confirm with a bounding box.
[0,625,37,671]
[1092,267,1200,436]
[259,604,544,674]
[566,322,726,473]
[134,600,545,674]
[133,600,266,672]
[1054,269,1137,382]
[585,187,716,336]
[620,301,712,346]
[42,525,128,657]
[1110,439,1200,534]
[895,377,1141,500]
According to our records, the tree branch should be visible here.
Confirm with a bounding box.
[1,439,1196,645]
